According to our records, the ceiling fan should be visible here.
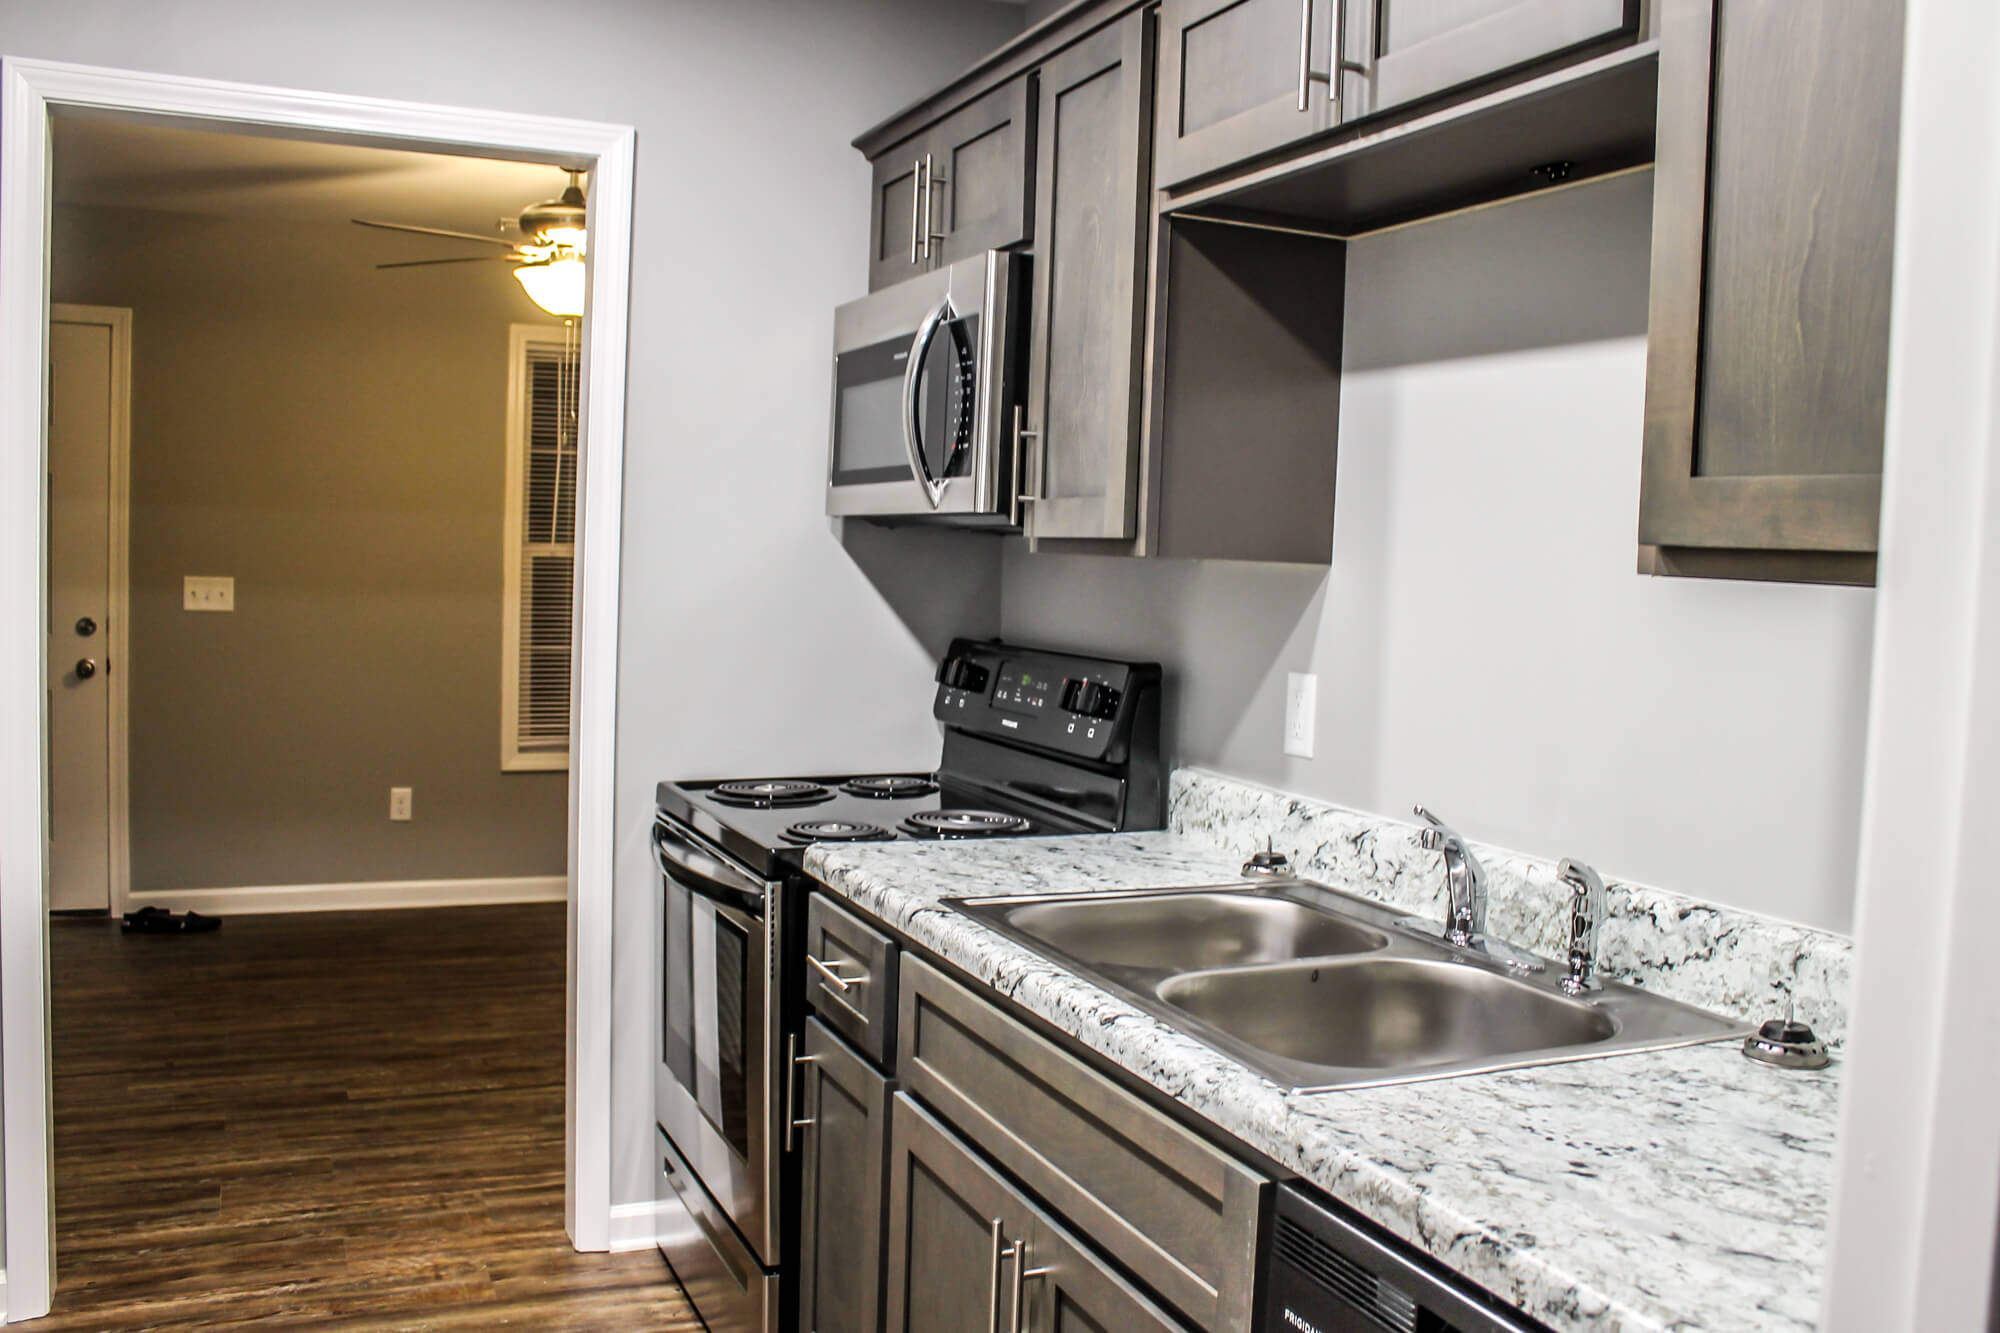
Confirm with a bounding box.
[353,170,588,317]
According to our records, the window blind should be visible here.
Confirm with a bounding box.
[507,332,579,765]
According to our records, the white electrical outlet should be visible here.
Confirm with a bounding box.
[183,576,235,612]
[390,787,413,822]
[1284,672,1318,759]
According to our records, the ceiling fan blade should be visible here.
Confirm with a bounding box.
[352,218,518,248]
[376,255,522,269]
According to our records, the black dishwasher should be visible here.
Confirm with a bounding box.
[1263,1184,1554,1333]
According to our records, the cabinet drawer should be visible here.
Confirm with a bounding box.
[897,956,1266,1333]
[807,894,899,1066]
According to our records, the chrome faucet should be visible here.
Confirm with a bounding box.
[1414,806,1488,948]
[1557,858,1607,995]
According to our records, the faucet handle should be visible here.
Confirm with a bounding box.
[1557,858,1607,995]
[1413,804,1459,851]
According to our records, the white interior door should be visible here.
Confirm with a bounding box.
[46,307,128,914]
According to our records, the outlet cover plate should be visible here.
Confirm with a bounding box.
[183,576,234,612]
[390,787,413,822]
[1284,672,1317,759]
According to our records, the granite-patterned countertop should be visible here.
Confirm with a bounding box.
[803,831,1841,1333]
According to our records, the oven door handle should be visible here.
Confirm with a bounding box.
[901,297,953,510]
[652,821,768,920]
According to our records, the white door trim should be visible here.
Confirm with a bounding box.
[47,303,130,921]
[0,57,634,1320]
[1822,0,2000,1326]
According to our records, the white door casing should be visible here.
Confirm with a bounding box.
[46,306,130,917]
[0,59,634,1321]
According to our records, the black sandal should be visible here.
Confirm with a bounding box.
[121,906,221,934]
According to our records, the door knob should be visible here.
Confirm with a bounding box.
[74,659,97,680]
[74,616,97,638]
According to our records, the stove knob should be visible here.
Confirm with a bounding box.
[1061,678,1121,720]
[939,657,990,693]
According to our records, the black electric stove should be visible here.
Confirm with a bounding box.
[649,639,1162,1333]
[655,638,1164,878]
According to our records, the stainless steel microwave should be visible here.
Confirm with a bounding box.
[826,250,1026,527]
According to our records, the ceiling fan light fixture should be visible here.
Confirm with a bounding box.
[515,254,586,318]
[538,224,588,252]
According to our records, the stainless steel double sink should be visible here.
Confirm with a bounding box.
[948,881,1749,1093]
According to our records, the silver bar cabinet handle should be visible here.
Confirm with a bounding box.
[1008,1238,1052,1333]
[922,151,947,260]
[1013,404,1045,504]
[806,953,856,992]
[987,1219,1009,1333]
[909,157,925,266]
[783,1032,817,1152]
[1296,0,1315,111]
[1330,0,1345,111]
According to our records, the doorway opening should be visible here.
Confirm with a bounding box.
[0,59,633,1323]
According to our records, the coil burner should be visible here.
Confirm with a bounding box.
[902,809,1035,840]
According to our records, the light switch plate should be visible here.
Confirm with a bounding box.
[183,576,234,612]
[1284,672,1317,759]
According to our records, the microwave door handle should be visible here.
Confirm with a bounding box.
[902,298,952,510]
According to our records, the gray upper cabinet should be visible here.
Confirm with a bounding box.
[1637,0,1902,585]
[1021,8,1158,543]
[1156,0,1340,189]
[798,1018,892,1333]
[1345,0,1640,120]
[867,149,926,292]
[867,78,1035,292]
[929,78,1037,269]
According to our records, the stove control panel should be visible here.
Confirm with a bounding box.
[934,638,1160,764]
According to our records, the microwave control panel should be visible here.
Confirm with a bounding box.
[933,639,1160,765]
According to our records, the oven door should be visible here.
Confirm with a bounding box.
[826,250,1022,524]
[654,818,781,1267]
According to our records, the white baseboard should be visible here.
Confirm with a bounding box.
[608,1200,670,1253]
[129,876,567,916]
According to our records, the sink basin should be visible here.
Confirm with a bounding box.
[1158,957,1616,1070]
[993,891,1387,973]
[947,882,1751,1092]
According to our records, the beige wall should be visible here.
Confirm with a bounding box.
[52,204,569,892]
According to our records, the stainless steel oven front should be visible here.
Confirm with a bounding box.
[653,817,783,1330]
[826,249,1026,526]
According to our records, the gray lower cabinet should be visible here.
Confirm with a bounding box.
[884,1092,1189,1333]
[867,77,1035,292]
[1021,7,1158,543]
[1349,0,1640,118]
[798,1017,892,1333]
[1155,0,1340,189]
[1637,0,1902,585]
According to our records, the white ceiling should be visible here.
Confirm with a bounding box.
[51,111,571,240]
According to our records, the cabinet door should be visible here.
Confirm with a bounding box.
[799,1019,891,1333]
[1346,0,1638,119]
[884,1093,1027,1333]
[930,78,1037,269]
[1023,8,1156,543]
[1156,0,1338,189]
[1637,0,1900,584]
[1022,1214,1190,1333]
[868,147,928,292]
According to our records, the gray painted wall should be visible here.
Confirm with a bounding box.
[51,204,569,892]
[2,0,1023,1222]
[1002,171,1877,933]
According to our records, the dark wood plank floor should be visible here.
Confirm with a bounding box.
[44,904,698,1331]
